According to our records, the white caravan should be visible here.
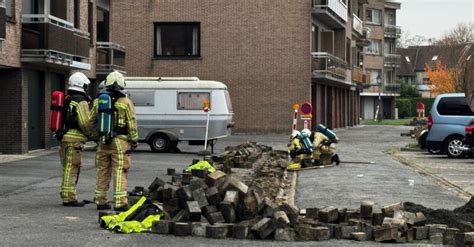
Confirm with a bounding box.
[125,77,234,152]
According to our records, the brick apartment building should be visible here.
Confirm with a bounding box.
[359,0,401,120]
[0,0,393,154]
[0,0,124,153]
[111,0,375,134]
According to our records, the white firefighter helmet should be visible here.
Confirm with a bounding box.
[68,72,90,93]
[290,130,301,139]
[301,128,311,137]
[105,71,125,89]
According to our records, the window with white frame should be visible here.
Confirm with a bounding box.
[366,9,381,25]
[368,69,382,85]
[365,40,381,55]
[155,22,200,57]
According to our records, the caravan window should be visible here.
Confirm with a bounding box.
[178,92,210,110]
[224,90,233,112]
[128,91,155,106]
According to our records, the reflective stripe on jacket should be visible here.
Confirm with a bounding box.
[63,100,92,143]
[100,196,162,233]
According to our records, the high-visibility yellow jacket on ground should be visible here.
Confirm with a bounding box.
[185,160,216,173]
[100,197,162,233]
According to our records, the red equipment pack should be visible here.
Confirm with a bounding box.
[50,91,65,132]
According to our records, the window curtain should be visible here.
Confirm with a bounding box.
[365,40,379,54]
[369,70,381,84]
[372,10,381,24]
[156,26,162,55]
[192,26,198,55]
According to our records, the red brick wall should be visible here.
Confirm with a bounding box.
[0,0,21,68]
[110,0,312,132]
[0,69,26,153]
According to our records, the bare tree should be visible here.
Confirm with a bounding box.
[432,22,474,46]
[397,30,429,48]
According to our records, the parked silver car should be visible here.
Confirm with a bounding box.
[426,93,474,158]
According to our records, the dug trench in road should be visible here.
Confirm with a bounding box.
[118,139,474,244]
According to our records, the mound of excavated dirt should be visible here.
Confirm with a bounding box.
[404,200,474,232]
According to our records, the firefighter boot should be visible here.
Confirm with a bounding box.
[97,203,112,210]
[63,200,85,207]
[332,154,340,165]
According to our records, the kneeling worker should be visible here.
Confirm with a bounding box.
[301,128,340,166]
[288,130,308,170]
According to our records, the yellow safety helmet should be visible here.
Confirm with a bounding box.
[105,71,125,89]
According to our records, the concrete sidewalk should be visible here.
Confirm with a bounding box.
[0,149,57,164]
[394,149,474,201]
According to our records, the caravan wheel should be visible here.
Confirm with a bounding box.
[149,133,170,153]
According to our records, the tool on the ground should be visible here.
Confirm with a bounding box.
[339,160,376,164]
[298,163,336,170]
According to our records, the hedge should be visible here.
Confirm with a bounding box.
[396,97,435,118]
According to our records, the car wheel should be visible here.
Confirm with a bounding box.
[419,132,428,149]
[444,135,465,158]
[149,133,170,153]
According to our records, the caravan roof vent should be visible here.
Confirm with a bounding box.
[159,77,200,81]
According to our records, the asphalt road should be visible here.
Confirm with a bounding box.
[0,125,466,246]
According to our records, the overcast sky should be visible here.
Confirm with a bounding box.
[398,0,474,39]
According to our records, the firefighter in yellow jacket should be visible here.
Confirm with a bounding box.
[90,71,138,211]
[59,72,93,207]
[302,128,340,166]
[288,130,307,170]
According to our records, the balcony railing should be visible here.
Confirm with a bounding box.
[384,84,401,93]
[96,42,126,75]
[22,14,74,29]
[353,66,371,84]
[312,0,348,29]
[0,1,5,40]
[384,54,401,67]
[21,14,90,69]
[352,14,363,36]
[312,52,347,81]
[384,25,401,38]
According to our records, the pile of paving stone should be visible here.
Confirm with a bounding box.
[146,193,474,244]
[215,142,273,169]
